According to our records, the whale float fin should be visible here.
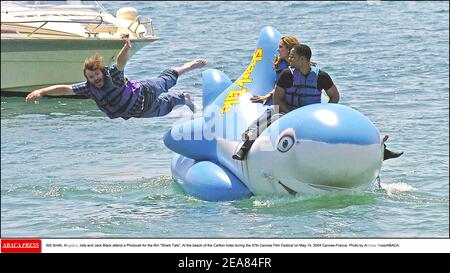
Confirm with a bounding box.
[202,69,232,109]
[163,117,218,161]
[175,159,252,201]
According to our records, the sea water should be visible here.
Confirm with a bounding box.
[1,1,448,238]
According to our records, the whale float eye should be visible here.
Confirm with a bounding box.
[277,136,294,152]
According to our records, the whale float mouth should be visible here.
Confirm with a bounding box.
[278,181,297,195]
[277,176,365,196]
[275,175,330,195]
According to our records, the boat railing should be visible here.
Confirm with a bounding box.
[1,18,102,37]
[126,15,155,38]
[83,15,104,34]
[1,14,156,38]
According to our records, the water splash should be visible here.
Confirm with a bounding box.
[232,191,377,216]
[380,182,417,196]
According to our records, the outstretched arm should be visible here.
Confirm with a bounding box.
[116,36,132,71]
[25,85,74,102]
[325,84,340,103]
[273,85,290,113]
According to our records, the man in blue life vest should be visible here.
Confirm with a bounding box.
[232,44,403,161]
[26,37,206,119]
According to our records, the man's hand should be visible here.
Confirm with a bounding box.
[25,90,42,102]
[121,34,131,49]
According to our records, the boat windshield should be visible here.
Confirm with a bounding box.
[1,1,106,13]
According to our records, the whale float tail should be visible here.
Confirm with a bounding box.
[164,26,283,158]
[204,26,281,114]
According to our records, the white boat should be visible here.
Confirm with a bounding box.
[1,1,158,96]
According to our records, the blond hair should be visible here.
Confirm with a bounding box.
[273,35,300,71]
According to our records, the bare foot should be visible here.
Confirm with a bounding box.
[175,59,207,76]
[187,59,207,69]
[183,92,196,113]
[382,134,389,144]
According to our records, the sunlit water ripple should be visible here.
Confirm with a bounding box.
[1,1,448,238]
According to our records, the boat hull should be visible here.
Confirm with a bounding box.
[1,38,153,95]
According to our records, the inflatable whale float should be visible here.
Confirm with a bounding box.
[164,26,384,201]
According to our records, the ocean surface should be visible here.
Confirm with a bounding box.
[1,1,449,238]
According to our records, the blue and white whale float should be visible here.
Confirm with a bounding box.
[164,26,384,201]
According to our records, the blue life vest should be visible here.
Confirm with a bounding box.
[284,66,321,111]
[89,69,141,119]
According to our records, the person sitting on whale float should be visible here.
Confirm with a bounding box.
[249,35,300,105]
[250,35,318,105]
[233,44,403,161]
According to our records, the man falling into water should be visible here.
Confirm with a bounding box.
[26,36,206,119]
